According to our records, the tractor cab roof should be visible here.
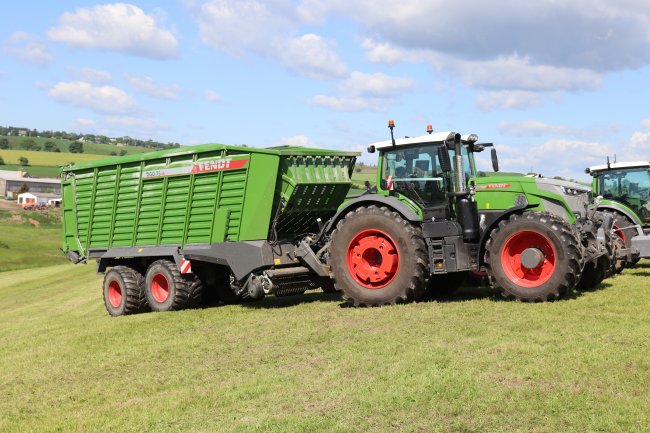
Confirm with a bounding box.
[369,132,478,150]
[588,161,650,173]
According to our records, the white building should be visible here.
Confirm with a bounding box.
[17,192,62,207]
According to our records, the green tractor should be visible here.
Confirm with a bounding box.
[586,160,650,267]
[325,122,615,305]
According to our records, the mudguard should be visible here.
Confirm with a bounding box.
[324,194,420,233]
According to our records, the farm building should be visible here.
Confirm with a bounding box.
[0,170,60,199]
[17,192,62,207]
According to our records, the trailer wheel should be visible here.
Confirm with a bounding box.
[485,212,582,302]
[145,259,203,312]
[102,266,147,316]
[329,205,428,306]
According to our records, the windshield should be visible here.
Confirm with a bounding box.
[381,144,449,207]
[599,168,650,223]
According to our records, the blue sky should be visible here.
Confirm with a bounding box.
[1,1,650,180]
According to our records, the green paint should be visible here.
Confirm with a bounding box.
[62,144,358,258]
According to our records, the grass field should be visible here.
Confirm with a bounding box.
[0,163,61,177]
[0,206,67,272]
[2,135,150,156]
[1,256,648,432]
[0,149,106,166]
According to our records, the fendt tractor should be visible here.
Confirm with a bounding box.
[586,160,650,266]
[61,122,615,315]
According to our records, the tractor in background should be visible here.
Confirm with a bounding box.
[586,160,650,269]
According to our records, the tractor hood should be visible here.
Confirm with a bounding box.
[473,175,591,219]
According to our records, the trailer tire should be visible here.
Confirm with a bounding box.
[485,212,582,302]
[329,205,428,306]
[103,266,147,316]
[145,259,203,312]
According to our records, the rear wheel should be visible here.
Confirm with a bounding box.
[485,212,582,302]
[102,266,147,316]
[329,206,428,306]
[145,259,203,312]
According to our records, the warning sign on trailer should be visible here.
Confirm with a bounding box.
[143,158,249,179]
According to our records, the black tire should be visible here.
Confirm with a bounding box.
[102,266,147,316]
[484,212,583,302]
[329,205,428,306]
[144,259,203,312]
[424,272,468,298]
[576,256,608,291]
[610,211,641,268]
[611,234,627,274]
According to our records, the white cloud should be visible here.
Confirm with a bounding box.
[310,71,413,112]
[193,1,347,80]
[73,67,112,84]
[47,3,179,60]
[277,135,317,147]
[499,120,569,137]
[361,39,602,92]
[71,118,97,130]
[327,1,650,72]
[475,91,541,111]
[125,74,182,100]
[48,81,137,114]
[275,34,346,79]
[640,119,650,130]
[195,0,294,55]
[5,32,53,66]
[204,90,222,102]
[104,115,168,131]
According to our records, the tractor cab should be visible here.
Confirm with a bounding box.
[588,161,650,226]
[367,127,485,224]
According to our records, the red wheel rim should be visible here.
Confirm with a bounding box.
[470,270,487,277]
[346,229,400,289]
[500,230,556,288]
[151,273,170,303]
[613,224,627,243]
[108,280,122,308]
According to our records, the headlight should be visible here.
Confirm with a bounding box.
[560,186,588,196]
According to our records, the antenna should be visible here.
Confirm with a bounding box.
[607,156,611,169]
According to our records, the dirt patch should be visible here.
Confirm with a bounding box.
[28,218,41,229]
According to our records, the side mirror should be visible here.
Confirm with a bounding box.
[367,145,376,153]
[491,148,499,172]
[438,146,452,172]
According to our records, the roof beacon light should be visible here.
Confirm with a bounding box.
[467,134,478,143]
[427,124,433,134]
[388,120,396,147]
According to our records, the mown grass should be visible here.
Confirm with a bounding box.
[0,261,648,432]
[0,209,66,272]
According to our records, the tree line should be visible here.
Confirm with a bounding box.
[0,125,181,150]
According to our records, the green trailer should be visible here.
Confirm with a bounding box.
[61,144,358,315]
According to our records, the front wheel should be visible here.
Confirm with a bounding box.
[484,212,583,302]
[329,206,428,306]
